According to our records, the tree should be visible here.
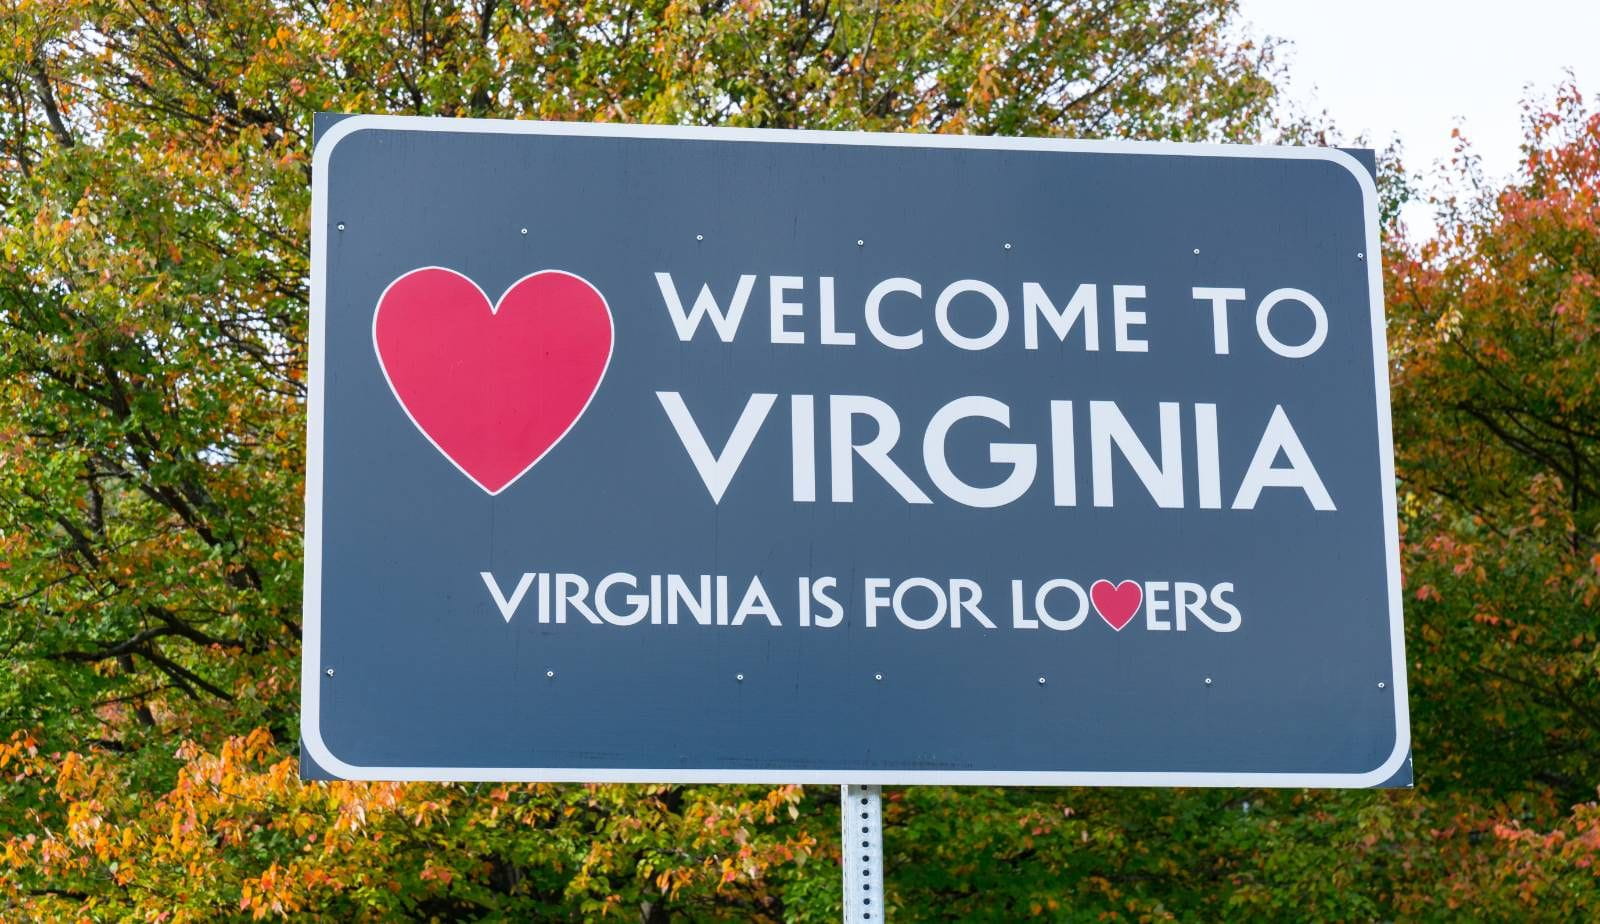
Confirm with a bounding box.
[0,1,1282,918]
[1389,86,1600,802]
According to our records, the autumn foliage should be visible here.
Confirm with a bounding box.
[1,0,1597,919]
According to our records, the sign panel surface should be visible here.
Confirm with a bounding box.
[304,115,1409,785]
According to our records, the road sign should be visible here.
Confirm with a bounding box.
[303,115,1409,786]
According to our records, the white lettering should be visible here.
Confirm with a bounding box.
[1090,401,1184,508]
[1232,405,1336,510]
[658,391,776,504]
[1024,282,1098,350]
[922,396,1036,508]
[830,395,932,503]
[655,273,756,341]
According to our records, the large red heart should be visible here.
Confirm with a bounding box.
[373,267,612,495]
[1091,579,1143,631]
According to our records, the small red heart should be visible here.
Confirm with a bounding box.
[373,267,612,495]
[1091,579,1143,631]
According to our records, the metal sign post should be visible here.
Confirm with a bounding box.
[842,784,884,922]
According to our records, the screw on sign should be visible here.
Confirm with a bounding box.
[305,115,1409,919]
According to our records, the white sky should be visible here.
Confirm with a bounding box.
[1238,0,1600,232]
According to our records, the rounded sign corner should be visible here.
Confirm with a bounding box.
[297,704,362,781]
[312,113,393,177]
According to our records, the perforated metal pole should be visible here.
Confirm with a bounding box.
[842,784,884,922]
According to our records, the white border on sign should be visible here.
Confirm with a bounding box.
[304,114,1409,787]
